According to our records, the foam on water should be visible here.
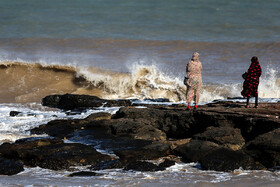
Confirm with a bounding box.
[0,103,120,144]
[1,164,280,187]
[259,67,280,98]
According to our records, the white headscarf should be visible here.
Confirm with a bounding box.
[191,52,199,61]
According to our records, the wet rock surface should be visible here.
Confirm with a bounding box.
[199,148,265,171]
[0,157,24,175]
[192,126,245,151]
[245,128,280,168]
[68,171,103,177]
[42,94,132,110]
[124,159,175,172]
[5,94,280,174]
[0,137,112,171]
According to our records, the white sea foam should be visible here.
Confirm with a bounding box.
[259,67,280,98]
[0,103,120,144]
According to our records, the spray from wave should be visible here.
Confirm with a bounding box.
[77,64,186,101]
[0,61,279,104]
[258,67,280,98]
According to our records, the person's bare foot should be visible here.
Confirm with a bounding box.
[254,105,259,108]
[245,105,250,108]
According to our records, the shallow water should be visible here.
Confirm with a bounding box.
[1,163,280,187]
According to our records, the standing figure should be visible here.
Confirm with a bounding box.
[186,52,203,109]
[241,56,262,108]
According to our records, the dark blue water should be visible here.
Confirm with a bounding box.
[1,0,280,42]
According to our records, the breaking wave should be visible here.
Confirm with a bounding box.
[0,61,279,103]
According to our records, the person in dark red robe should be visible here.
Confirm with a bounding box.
[241,56,262,108]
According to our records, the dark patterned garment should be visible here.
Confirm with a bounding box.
[241,56,262,98]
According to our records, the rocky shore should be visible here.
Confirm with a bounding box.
[1,94,280,176]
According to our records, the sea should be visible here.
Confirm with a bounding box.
[0,0,280,186]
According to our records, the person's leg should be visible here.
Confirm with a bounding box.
[186,86,193,109]
[194,84,202,109]
[246,97,250,108]
[193,89,197,108]
[254,94,258,108]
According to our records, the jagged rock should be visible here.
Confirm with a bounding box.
[31,95,280,172]
[113,105,280,141]
[124,161,163,172]
[40,95,280,142]
[245,128,280,168]
[31,119,81,139]
[143,98,170,102]
[68,171,103,177]
[90,153,175,172]
[175,127,246,162]
[109,118,166,141]
[84,112,112,121]
[124,159,175,172]
[89,159,125,170]
[193,126,245,151]
[0,157,24,175]
[174,139,219,162]
[114,142,171,163]
[42,94,132,110]
[199,148,265,171]
[158,159,176,168]
[112,107,206,139]
[0,137,112,170]
[32,114,166,141]
[9,111,22,117]
[31,112,112,139]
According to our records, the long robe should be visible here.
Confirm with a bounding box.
[241,58,262,98]
[186,60,202,104]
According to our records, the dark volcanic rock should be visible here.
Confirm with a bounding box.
[112,107,203,139]
[32,113,166,141]
[35,95,280,172]
[245,128,280,168]
[0,157,24,175]
[175,127,245,162]
[200,148,265,171]
[124,159,175,172]
[113,105,280,141]
[68,171,103,177]
[114,142,171,163]
[42,94,132,110]
[10,111,22,117]
[31,119,81,139]
[0,138,112,170]
[193,126,245,150]
[40,95,280,142]
[143,98,170,102]
[124,161,163,172]
[158,159,176,168]
[84,112,112,121]
[174,139,219,162]
[89,159,125,170]
[109,118,166,141]
[31,112,112,139]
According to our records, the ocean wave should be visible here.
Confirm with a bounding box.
[0,61,279,103]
